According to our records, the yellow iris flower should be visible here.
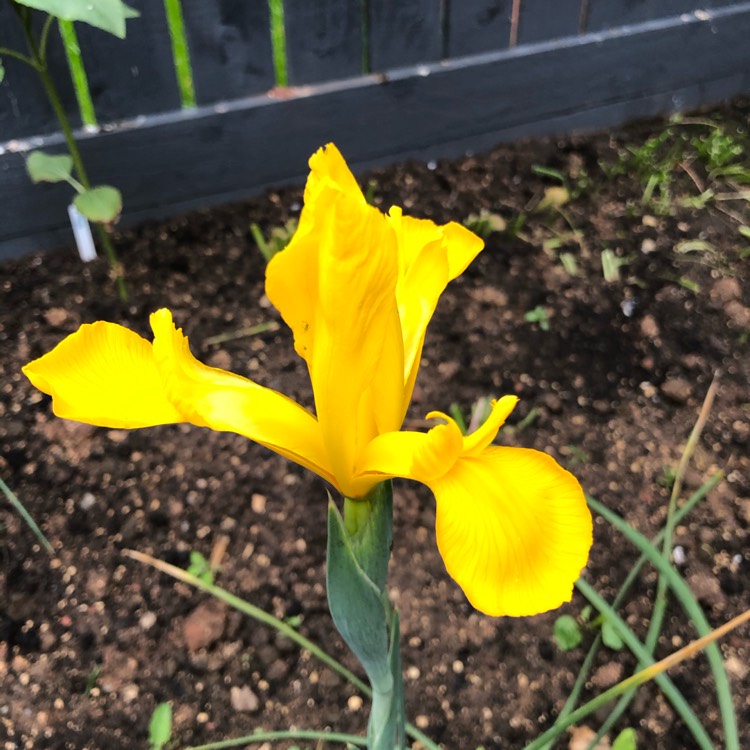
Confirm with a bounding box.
[23,143,592,617]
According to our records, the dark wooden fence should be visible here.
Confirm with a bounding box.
[2,0,750,260]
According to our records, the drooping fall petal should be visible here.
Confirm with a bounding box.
[22,320,184,428]
[23,310,337,489]
[431,447,592,616]
[356,402,591,616]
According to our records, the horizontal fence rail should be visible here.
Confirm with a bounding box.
[1,0,750,259]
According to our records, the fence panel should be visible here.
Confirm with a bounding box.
[517,0,582,44]
[181,0,275,103]
[2,1,750,259]
[285,0,362,84]
[72,0,180,124]
[369,0,442,71]
[0,6,77,140]
[446,0,512,57]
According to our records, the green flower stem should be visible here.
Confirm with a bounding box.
[16,9,127,301]
[58,19,97,127]
[344,494,373,535]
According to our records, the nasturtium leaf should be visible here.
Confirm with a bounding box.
[148,702,172,750]
[612,727,637,750]
[14,0,139,39]
[73,186,122,223]
[26,151,73,183]
[553,614,582,651]
[601,620,624,651]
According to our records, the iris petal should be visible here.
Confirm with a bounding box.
[149,309,337,488]
[388,208,484,412]
[431,447,592,616]
[22,320,183,428]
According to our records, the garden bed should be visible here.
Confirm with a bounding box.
[1,102,749,749]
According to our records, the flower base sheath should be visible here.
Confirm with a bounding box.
[23,143,592,617]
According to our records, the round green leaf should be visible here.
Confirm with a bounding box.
[73,186,122,223]
[26,151,73,183]
[14,0,139,39]
[553,614,582,651]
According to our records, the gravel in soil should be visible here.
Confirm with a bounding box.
[1,103,749,750]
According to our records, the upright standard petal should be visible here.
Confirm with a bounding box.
[22,321,184,428]
[388,208,484,413]
[267,160,404,495]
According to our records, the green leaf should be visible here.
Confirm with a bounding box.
[0,59,5,84]
[148,702,172,750]
[612,727,637,750]
[14,0,139,39]
[73,186,122,222]
[187,551,213,584]
[326,500,391,693]
[601,620,624,651]
[26,151,73,183]
[553,614,582,651]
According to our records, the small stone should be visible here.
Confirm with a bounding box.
[660,377,692,403]
[710,277,741,304]
[121,684,139,703]
[183,600,227,651]
[251,493,267,514]
[230,685,260,713]
[590,661,623,688]
[640,238,657,254]
[79,492,96,511]
[568,725,610,750]
[207,350,232,370]
[347,695,363,711]
[139,611,157,631]
[687,571,723,609]
[725,300,750,328]
[540,393,562,413]
[639,314,660,339]
[44,307,69,326]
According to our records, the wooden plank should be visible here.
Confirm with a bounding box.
[284,0,362,84]
[447,0,512,57]
[369,0,442,71]
[586,0,709,31]
[0,6,78,140]
[2,4,750,259]
[181,0,275,101]
[71,0,179,123]
[517,0,582,44]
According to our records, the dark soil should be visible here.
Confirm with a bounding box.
[1,103,749,750]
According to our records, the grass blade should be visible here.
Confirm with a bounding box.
[1,477,54,555]
[587,495,739,749]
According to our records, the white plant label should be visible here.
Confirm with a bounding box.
[68,203,97,262]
